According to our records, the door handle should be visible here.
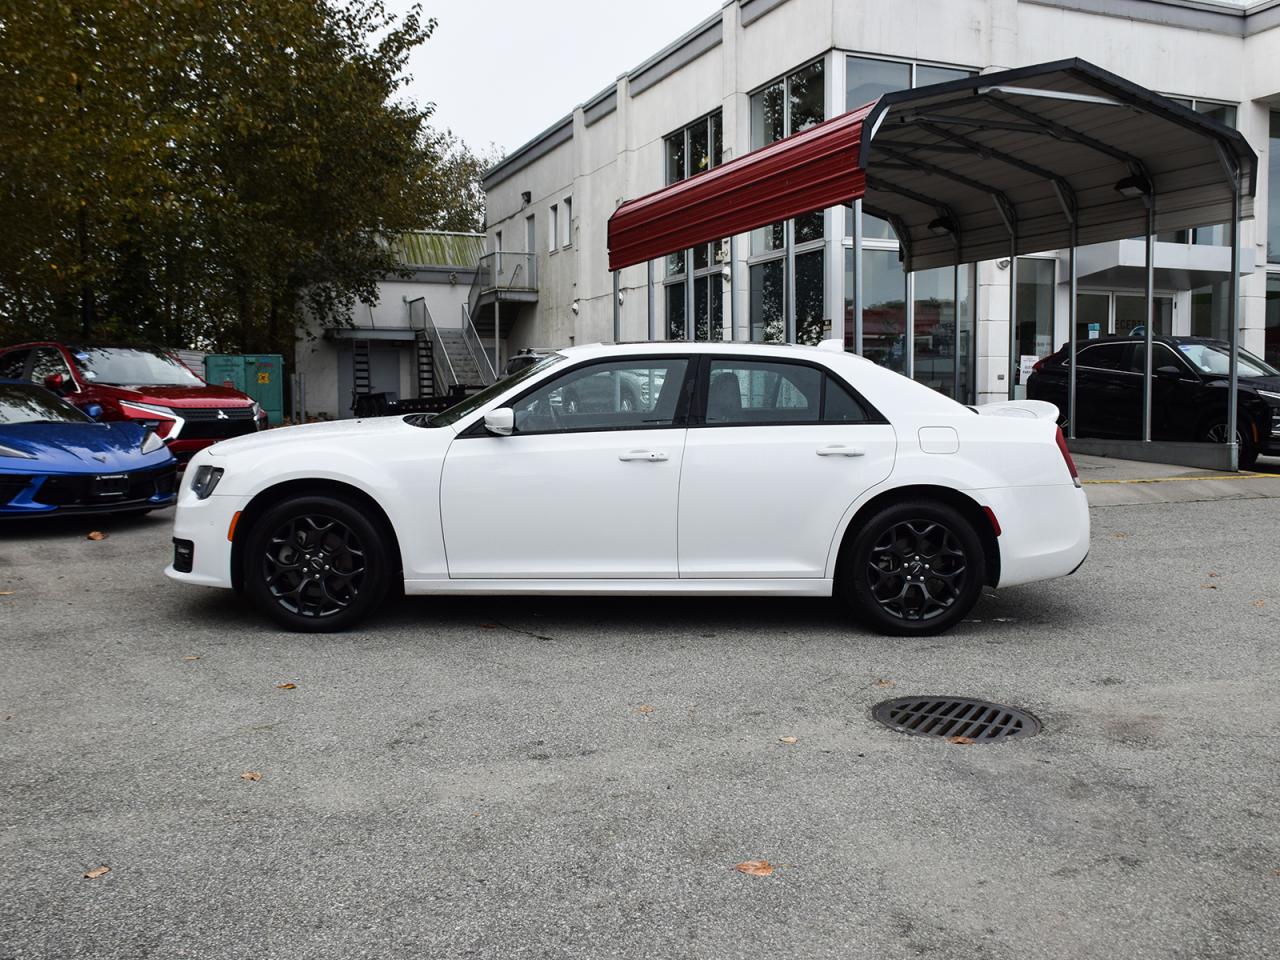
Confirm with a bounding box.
[619,450,669,462]
[816,444,865,457]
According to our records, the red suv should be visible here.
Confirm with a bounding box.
[0,342,265,462]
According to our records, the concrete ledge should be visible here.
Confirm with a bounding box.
[1067,437,1237,472]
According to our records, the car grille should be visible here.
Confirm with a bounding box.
[0,475,34,506]
[177,406,258,441]
[34,465,178,507]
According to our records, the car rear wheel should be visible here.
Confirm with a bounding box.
[839,501,985,637]
[244,495,390,632]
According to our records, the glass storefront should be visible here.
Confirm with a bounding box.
[1014,258,1055,397]
[1266,274,1280,367]
[912,267,958,396]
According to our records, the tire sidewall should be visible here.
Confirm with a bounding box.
[244,494,390,632]
[841,500,985,636]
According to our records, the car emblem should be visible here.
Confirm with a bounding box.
[216,409,229,420]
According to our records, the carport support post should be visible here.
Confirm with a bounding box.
[1142,202,1155,443]
[1007,235,1018,401]
[1228,172,1242,471]
[1067,232,1078,439]
[612,270,621,343]
[853,201,864,354]
[646,261,655,341]
[730,236,740,341]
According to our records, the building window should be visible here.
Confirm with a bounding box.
[563,197,572,247]
[1158,97,1238,246]
[842,54,977,399]
[748,59,826,343]
[663,111,725,340]
[1015,258,1056,395]
[1269,113,1280,264]
[1266,274,1280,366]
[549,204,559,253]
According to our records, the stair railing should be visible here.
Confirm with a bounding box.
[460,304,498,385]
[408,296,457,394]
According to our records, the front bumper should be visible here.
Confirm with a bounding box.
[0,465,178,518]
[164,489,243,588]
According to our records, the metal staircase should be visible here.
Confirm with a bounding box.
[352,338,372,396]
[406,297,497,398]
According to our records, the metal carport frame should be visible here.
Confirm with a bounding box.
[607,58,1257,470]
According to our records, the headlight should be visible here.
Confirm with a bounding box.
[189,465,224,499]
[140,430,165,455]
[1256,389,1280,403]
[0,443,35,460]
[119,401,185,440]
[252,401,263,430]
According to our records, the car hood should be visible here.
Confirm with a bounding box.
[90,382,254,407]
[206,415,434,458]
[0,421,175,473]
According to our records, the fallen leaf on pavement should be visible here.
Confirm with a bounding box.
[1208,572,1220,578]
[1252,600,1266,608]
[0,590,14,596]
[735,860,774,876]
[83,865,111,879]
[86,531,107,541]
[1200,584,1218,590]
[948,735,976,745]
[1114,532,1128,539]
[875,678,895,688]
[239,771,262,782]
[275,682,297,690]
[778,736,798,744]
[183,655,200,662]
[1271,868,1280,877]
[635,704,655,714]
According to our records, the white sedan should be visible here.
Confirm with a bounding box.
[166,341,1089,635]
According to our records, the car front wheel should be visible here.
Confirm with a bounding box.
[244,495,390,632]
[839,501,985,636]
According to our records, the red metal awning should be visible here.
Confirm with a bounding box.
[606,104,872,272]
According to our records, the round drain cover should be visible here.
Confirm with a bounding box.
[872,696,1041,742]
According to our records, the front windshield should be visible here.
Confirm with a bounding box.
[0,383,90,425]
[1177,342,1279,379]
[71,347,205,387]
[422,354,566,428]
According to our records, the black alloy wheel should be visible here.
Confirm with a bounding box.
[841,501,985,636]
[245,495,390,631]
[1203,420,1258,469]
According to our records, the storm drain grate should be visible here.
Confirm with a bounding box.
[872,696,1041,742]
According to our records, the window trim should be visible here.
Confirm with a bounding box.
[688,354,888,428]
[460,353,698,438]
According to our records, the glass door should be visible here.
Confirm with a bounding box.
[1115,294,1173,336]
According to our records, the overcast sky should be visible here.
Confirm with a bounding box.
[391,0,723,156]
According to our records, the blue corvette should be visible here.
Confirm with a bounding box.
[0,380,178,518]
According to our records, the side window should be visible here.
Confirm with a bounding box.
[823,376,872,423]
[705,360,822,424]
[1076,342,1127,371]
[0,350,29,380]
[1130,343,1188,375]
[28,347,74,389]
[511,358,689,434]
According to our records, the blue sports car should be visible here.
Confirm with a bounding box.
[0,379,178,518]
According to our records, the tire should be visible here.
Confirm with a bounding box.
[838,500,985,637]
[1202,419,1259,470]
[243,494,391,632]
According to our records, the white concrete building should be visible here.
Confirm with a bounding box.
[295,231,485,419]
[481,0,1280,405]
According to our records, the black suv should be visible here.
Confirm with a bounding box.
[1026,336,1280,468]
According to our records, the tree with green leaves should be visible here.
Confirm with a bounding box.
[0,0,489,356]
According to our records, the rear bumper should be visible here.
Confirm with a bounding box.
[981,483,1090,589]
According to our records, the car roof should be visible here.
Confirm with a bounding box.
[556,340,874,364]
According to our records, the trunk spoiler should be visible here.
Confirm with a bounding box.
[971,399,1060,422]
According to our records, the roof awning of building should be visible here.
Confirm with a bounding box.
[606,58,1257,274]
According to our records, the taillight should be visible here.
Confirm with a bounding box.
[1055,426,1081,488]
[1031,357,1048,374]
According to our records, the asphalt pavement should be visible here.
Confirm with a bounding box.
[2,492,1278,960]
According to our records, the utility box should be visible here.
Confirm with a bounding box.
[204,354,286,425]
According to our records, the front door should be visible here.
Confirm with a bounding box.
[439,356,692,579]
[677,357,896,579]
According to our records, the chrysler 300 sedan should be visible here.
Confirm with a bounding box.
[166,341,1089,636]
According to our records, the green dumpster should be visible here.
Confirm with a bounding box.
[204,354,286,425]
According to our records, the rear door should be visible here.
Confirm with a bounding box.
[676,356,896,579]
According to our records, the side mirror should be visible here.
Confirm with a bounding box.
[43,373,65,392]
[1155,365,1182,380]
[483,408,515,437]
[85,403,104,420]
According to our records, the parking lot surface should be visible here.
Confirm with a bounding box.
[2,496,1278,960]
